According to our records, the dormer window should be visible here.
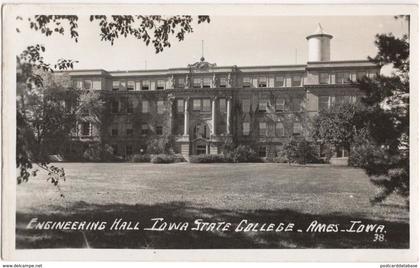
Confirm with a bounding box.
[219,77,227,88]
[203,77,211,88]
[193,78,201,88]
[242,77,251,88]
[275,76,285,87]
[74,80,83,89]
[258,77,267,88]
[127,81,135,91]
[112,81,120,91]
[177,78,185,88]
[83,80,92,90]
[92,80,101,90]
[157,80,165,90]
[292,75,302,87]
[142,80,150,90]
[336,72,350,84]
[319,73,330,84]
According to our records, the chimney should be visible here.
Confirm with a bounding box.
[306,23,333,62]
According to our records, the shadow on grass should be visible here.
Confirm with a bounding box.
[16,201,409,249]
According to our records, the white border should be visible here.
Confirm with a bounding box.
[1,3,419,262]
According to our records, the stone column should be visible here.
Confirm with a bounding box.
[226,97,232,135]
[211,97,217,136]
[183,98,189,136]
[168,97,174,135]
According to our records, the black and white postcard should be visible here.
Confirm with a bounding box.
[1,3,418,262]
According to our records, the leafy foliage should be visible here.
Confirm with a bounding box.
[16,14,210,189]
[228,145,261,163]
[312,19,409,205]
[283,139,321,165]
[189,154,229,163]
[20,15,210,53]
[312,103,364,149]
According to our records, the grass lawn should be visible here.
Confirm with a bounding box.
[16,163,409,249]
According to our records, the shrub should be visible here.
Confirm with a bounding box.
[173,154,186,163]
[283,139,321,164]
[146,136,174,155]
[265,156,288,163]
[129,154,151,163]
[228,145,261,163]
[150,154,176,164]
[189,154,229,163]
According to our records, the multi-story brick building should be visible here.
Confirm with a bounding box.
[63,24,379,162]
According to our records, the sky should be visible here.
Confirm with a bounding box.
[15,15,409,71]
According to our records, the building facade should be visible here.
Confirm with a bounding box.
[63,24,379,161]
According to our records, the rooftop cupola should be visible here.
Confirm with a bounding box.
[306,23,333,62]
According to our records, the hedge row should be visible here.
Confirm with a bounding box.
[129,154,186,164]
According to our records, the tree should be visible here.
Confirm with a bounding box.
[355,26,409,206]
[16,15,210,187]
[312,103,363,150]
[311,16,409,206]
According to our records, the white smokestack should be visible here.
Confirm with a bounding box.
[306,23,333,62]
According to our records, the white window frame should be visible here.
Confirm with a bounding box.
[142,100,150,113]
[242,122,250,136]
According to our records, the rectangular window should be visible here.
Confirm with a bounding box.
[112,81,120,91]
[336,72,350,84]
[293,122,302,135]
[292,75,302,87]
[142,100,149,113]
[84,80,92,90]
[156,126,163,135]
[202,99,211,112]
[203,78,211,88]
[242,77,251,88]
[275,76,285,87]
[142,80,150,90]
[111,128,118,137]
[127,81,135,91]
[259,122,267,136]
[292,98,301,111]
[135,81,141,91]
[112,144,118,155]
[259,99,268,112]
[367,71,377,78]
[258,146,267,157]
[335,95,345,105]
[126,145,133,156]
[127,100,133,114]
[177,99,184,113]
[111,100,119,114]
[319,96,330,111]
[275,122,284,137]
[219,77,227,88]
[275,98,285,112]
[242,99,250,113]
[126,127,133,136]
[75,80,83,89]
[141,124,148,135]
[258,77,267,88]
[120,81,126,89]
[193,78,201,88]
[157,80,165,90]
[242,122,250,136]
[92,80,101,90]
[193,99,201,111]
[157,100,165,114]
[81,122,91,136]
[219,98,226,113]
[319,73,330,84]
[177,78,185,88]
[356,71,367,80]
